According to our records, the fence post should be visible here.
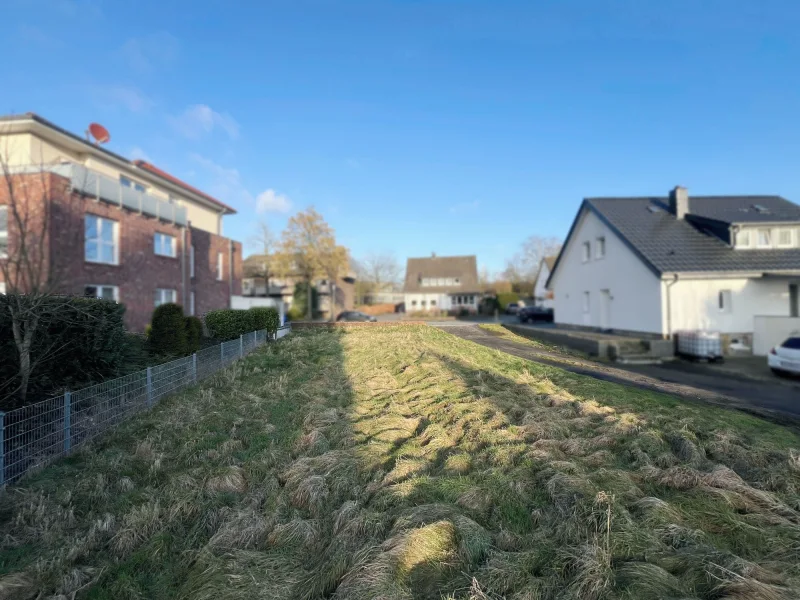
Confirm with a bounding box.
[192,353,197,383]
[240,334,244,358]
[0,411,5,486]
[63,392,71,454]
[146,366,153,407]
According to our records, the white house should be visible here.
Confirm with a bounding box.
[533,255,558,309]
[404,254,481,313]
[547,187,800,354]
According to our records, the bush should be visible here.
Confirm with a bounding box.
[292,282,318,320]
[249,307,280,334]
[205,309,256,341]
[185,316,203,354]
[286,306,304,321]
[0,295,131,410]
[149,303,188,356]
[497,292,520,310]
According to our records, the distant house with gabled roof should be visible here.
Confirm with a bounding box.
[547,186,800,354]
[533,255,558,309]
[403,254,481,313]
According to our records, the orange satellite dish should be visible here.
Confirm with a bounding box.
[88,122,110,144]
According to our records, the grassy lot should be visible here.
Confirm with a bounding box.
[1,326,800,599]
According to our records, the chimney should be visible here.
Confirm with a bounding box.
[669,186,689,219]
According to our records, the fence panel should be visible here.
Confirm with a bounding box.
[1,326,288,485]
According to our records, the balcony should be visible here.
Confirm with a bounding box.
[53,163,188,226]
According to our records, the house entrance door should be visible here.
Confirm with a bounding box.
[600,289,611,330]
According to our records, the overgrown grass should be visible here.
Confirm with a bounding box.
[1,326,800,599]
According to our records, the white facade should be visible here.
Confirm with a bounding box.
[550,209,663,333]
[533,261,554,309]
[404,292,478,312]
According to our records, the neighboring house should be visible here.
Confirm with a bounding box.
[404,254,481,313]
[547,186,800,353]
[361,282,404,306]
[532,255,558,309]
[242,254,356,318]
[0,113,242,331]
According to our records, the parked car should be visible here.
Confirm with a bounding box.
[768,336,800,377]
[518,306,554,323]
[336,311,377,322]
[505,303,520,315]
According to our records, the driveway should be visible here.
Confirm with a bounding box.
[443,324,800,424]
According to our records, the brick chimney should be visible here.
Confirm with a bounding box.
[669,186,689,219]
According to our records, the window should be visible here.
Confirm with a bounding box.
[154,232,176,257]
[120,176,146,192]
[596,237,606,258]
[582,242,591,262]
[777,229,793,248]
[190,245,195,277]
[411,300,417,307]
[757,229,771,248]
[431,299,437,307]
[155,288,176,307]
[736,229,751,248]
[0,206,7,258]
[85,215,118,264]
[421,300,427,307]
[0,282,5,295]
[469,295,475,304]
[582,291,590,313]
[718,289,732,313]
[84,285,118,301]
[216,252,224,280]
[781,337,800,350]
[189,291,195,316]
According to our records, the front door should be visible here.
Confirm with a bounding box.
[600,289,611,330]
[791,283,799,318]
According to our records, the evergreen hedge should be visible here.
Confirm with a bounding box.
[149,303,188,356]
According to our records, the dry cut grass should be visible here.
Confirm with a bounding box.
[1,325,800,599]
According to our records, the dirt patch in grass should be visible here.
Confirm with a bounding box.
[1,326,800,599]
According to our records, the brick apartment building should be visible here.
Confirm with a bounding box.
[0,113,242,331]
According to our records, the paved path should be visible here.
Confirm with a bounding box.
[443,325,800,425]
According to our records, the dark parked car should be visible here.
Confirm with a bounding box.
[336,311,377,322]
[518,306,554,323]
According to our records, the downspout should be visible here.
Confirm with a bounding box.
[665,273,679,339]
[181,226,187,309]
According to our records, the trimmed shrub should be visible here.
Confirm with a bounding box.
[497,292,520,310]
[292,282,318,320]
[0,295,131,410]
[286,306,304,321]
[204,309,256,341]
[249,307,280,335]
[149,303,188,356]
[185,316,203,354]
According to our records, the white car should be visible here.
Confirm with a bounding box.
[768,336,800,376]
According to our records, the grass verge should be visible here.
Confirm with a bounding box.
[1,326,799,599]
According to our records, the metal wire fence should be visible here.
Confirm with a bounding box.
[0,325,291,486]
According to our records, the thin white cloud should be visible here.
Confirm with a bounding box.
[256,189,292,214]
[449,199,480,214]
[88,84,154,113]
[169,104,240,140]
[129,146,152,162]
[189,153,252,209]
[121,32,179,73]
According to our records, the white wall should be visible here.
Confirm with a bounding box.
[403,293,478,312]
[550,208,663,333]
[665,278,793,335]
[753,316,800,356]
[231,295,286,323]
[533,262,553,309]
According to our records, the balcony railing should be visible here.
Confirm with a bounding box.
[53,163,188,226]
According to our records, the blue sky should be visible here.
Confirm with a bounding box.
[3,0,800,273]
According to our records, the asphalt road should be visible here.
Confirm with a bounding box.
[443,325,800,424]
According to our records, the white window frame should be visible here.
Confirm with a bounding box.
[596,237,606,259]
[216,251,224,281]
[757,228,771,248]
[718,289,732,313]
[155,288,177,307]
[85,214,118,265]
[84,284,119,302]
[190,245,195,277]
[189,291,196,316]
[736,229,751,248]
[0,205,8,259]
[582,241,591,262]
[777,228,793,248]
[154,232,176,258]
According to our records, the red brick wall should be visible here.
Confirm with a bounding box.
[187,227,242,319]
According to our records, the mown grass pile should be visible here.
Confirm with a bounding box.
[1,325,800,599]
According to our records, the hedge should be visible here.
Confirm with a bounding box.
[0,295,130,410]
[185,316,203,354]
[497,292,521,310]
[249,307,280,335]
[149,303,188,356]
[204,309,256,341]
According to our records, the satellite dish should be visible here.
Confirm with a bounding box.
[87,122,110,145]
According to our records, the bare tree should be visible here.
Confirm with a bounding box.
[0,146,84,405]
[503,235,562,283]
[361,252,401,290]
[246,219,275,291]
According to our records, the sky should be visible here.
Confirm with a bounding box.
[3,0,800,274]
